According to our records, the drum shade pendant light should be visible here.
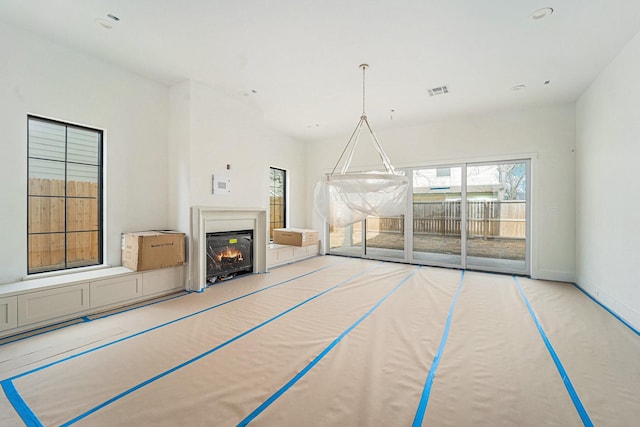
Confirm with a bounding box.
[314,64,409,226]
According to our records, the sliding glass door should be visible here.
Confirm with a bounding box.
[412,166,463,267]
[364,215,405,260]
[329,222,362,257]
[327,159,529,275]
[465,161,528,273]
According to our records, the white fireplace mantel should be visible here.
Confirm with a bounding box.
[190,206,267,292]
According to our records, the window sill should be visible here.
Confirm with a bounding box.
[23,264,114,281]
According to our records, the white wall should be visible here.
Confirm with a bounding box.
[0,20,308,286]
[306,104,577,281]
[0,18,583,292]
[168,80,307,288]
[576,30,640,329]
[168,80,307,238]
[168,81,192,235]
[188,81,304,213]
[0,22,170,284]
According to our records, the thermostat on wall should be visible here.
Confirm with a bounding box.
[212,175,231,195]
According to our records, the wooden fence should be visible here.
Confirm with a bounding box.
[28,178,99,272]
[269,196,285,238]
[366,200,526,239]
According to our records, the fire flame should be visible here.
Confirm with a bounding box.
[216,246,244,263]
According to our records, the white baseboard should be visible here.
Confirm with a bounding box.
[531,269,575,283]
[574,283,640,334]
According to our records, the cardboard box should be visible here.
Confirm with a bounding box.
[273,228,319,247]
[122,231,185,271]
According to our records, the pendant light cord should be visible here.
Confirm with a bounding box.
[361,63,368,116]
[330,63,397,176]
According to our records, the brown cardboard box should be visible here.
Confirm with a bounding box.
[273,228,319,247]
[122,231,185,271]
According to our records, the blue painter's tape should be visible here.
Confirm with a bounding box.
[0,292,191,347]
[513,276,593,427]
[88,291,190,321]
[571,283,639,336]
[237,267,419,427]
[412,270,465,427]
[8,259,351,383]
[0,318,83,347]
[59,262,381,426]
[2,380,43,427]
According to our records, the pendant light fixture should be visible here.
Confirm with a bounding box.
[314,64,409,226]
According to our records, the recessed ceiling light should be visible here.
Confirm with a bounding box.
[530,7,554,20]
[95,18,113,29]
[511,84,526,91]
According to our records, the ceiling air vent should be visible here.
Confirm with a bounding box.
[428,85,449,96]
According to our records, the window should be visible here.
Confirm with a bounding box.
[269,167,286,240]
[436,167,451,177]
[27,116,103,274]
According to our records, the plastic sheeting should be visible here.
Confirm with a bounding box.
[315,65,409,227]
[314,172,409,226]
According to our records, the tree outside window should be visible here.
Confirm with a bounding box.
[269,167,286,240]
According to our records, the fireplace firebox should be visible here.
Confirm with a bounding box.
[206,230,253,283]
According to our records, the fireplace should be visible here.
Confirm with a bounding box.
[191,207,267,292]
[206,230,253,283]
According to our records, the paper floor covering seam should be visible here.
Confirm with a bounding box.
[1,380,43,427]
[0,291,190,348]
[6,258,351,383]
[412,269,465,426]
[571,283,640,336]
[513,276,593,427]
[237,266,420,426]
[58,262,384,426]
